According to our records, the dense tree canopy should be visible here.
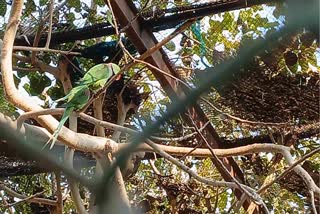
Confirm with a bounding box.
[0,0,319,213]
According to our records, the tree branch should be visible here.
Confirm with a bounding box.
[13,54,60,79]
[3,110,320,201]
[59,58,88,214]
[258,147,320,194]
[0,182,56,206]
[45,0,54,49]
[1,1,116,152]
[188,115,268,212]
[14,46,81,55]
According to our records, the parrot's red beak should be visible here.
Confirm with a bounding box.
[115,74,122,81]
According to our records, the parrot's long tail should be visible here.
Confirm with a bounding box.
[44,106,74,149]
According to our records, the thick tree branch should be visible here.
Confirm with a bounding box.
[18,108,201,142]
[0,0,116,152]
[2,111,319,200]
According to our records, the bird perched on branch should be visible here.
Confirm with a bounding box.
[46,63,121,149]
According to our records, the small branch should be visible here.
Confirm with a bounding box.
[149,159,161,175]
[281,149,320,197]
[212,188,221,213]
[144,139,259,192]
[141,140,320,203]
[247,169,276,213]
[105,0,129,62]
[189,115,267,208]
[13,54,60,78]
[93,96,106,137]
[111,93,129,141]
[45,0,54,49]
[201,98,292,127]
[79,14,194,112]
[0,191,14,214]
[43,0,66,23]
[14,46,81,55]
[138,20,194,61]
[31,15,44,64]
[55,171,63,214]
[228,193,246,214]
[59,59,88,214]
[309,190,317,214]
[90,92,108,212]
[17,108,64,128]
[2,191,46,208]
[0,182,56,206]
[17,108,203,143]
[258,147,320,194]
[13,66,38,72]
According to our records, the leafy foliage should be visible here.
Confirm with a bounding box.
[0,85,17,117]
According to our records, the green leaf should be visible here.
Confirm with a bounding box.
[94,0,105,6]
[265,21,278,29]
[164,41,176,52]
[23,83,31,95]
[66,13,76,22]
[106,11,114,26]
[0,0,7,17]
[13,74,21,88]
[24,0,36,17]
[47,84,65,101]
[67,0,81,10]
[39,0,49,6]
[298,57,309,72]
[27,72,51,96]
[304,48,317,66]
[209,20,223,32]
[288,63,298,73]
[0,86,17,116]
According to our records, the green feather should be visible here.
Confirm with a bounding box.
[78,63,121,88]
[49,106,74,149]
[48,63,119,149]
[48,85,90,149]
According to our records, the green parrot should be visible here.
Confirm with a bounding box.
[47,84,90,149]
[78,63,121,91]
[46,63,121,149]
